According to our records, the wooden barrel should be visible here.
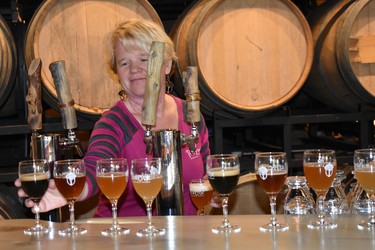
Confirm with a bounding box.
[305,0,375,112]
[170,0,314,118]
[0,15,17,111]
[25,0,162,120]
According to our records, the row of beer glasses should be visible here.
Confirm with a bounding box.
[203,148,375,233]
[19,149,375,236]
[19,157,165,237]
[256,149,375,231]
[19,159,86,235]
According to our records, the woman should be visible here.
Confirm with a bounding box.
[16,18,210,216]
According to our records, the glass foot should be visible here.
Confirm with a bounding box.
[212,224,241,234]
[307,219,337,229]
[259,223,289,232]
[136,226,165,237]
[24,224,50,235]
[357,221,375,230]
[101,226,130,236]
[58,226,87,236]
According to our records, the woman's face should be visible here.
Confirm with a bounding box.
[114,40,171,99]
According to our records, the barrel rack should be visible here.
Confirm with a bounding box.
[212,107,375,175]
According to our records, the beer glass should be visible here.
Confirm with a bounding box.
[131,158,165,237]
[19,159,50,235]
[189,178,213,215]
[206,154,240,233]
[255,152,289,232]
[303,149,337,229]
[353,148,375,229]
[96,158,130,236]
[53,159,86,236]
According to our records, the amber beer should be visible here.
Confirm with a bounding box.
[21,173,49,202]
[132,175,163,203]
[355,168,375,195]
[304,162,336,195]
[256,172,287,195]
[189,180,213,211]
[208,168,240,195]
[54,173,86,201]
[97,173,127,200]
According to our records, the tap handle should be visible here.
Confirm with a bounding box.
[183,66,200,124]
[142,41,165,127]
[26,58,43,131]
[49,60,77,130]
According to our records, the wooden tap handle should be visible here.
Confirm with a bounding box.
[183,66,200,124]
[26,58,43,131]
[142,41,165,127]
[49,60,77,130]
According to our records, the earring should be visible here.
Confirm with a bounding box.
[118,89,128,101]
[165,74,174,94]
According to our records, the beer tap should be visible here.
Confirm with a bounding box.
[142,41,165,155]
[49,60,84,158]
[181,66,200,154]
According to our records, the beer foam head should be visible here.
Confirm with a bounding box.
[189,182,212,192]
[20,172,49,181]
[208,167,240,177]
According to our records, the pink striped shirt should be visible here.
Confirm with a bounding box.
[83,95,210,217]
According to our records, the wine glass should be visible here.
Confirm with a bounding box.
[189,178,213,215]
[303,149,337,229]
[353,148,375,229]
[19,159,50,235]
[96,158,130,236]
[255,152,289,232]
[53,159,87,236]
[131,157,165,237]
[206,154,240,233]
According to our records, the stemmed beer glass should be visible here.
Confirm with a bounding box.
[19,159,50,235]
[255,152,289,232]
[206,154,240,233]
[131,157,165,237]
[96,158,130,236]
[303,149,337,229]
[353,148,375,229]
[189,178,213,215]
[53,159,87,236]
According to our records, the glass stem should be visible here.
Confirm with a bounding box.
[34,203,41,227]
[221,196,230,228]
[146,201,153,229]
[68,201,76,230]
[199,207,205,216]
[111,199,119,229]
[369,195,375,225]
[269,195,278,226]
[317,195,326,225]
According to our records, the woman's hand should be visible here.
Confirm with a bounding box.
[210,191,222,208]
[15,178,67,213]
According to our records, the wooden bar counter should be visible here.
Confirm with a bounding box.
[0,215,374,249]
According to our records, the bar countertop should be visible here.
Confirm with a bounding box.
[0,215,374,249]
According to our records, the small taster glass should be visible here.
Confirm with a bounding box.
[189,178,213,215]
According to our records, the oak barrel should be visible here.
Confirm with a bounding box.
[305,0,375,112]
[170,0,314,118]
[0,15,17,112]
[24,0,162,119]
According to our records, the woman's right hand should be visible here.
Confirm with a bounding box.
[15,178,68,213]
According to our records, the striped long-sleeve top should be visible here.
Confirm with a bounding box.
[83,95,210,217]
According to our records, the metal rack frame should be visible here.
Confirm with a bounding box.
[213,110,375,173]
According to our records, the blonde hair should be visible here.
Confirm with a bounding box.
[107,18,177,73]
